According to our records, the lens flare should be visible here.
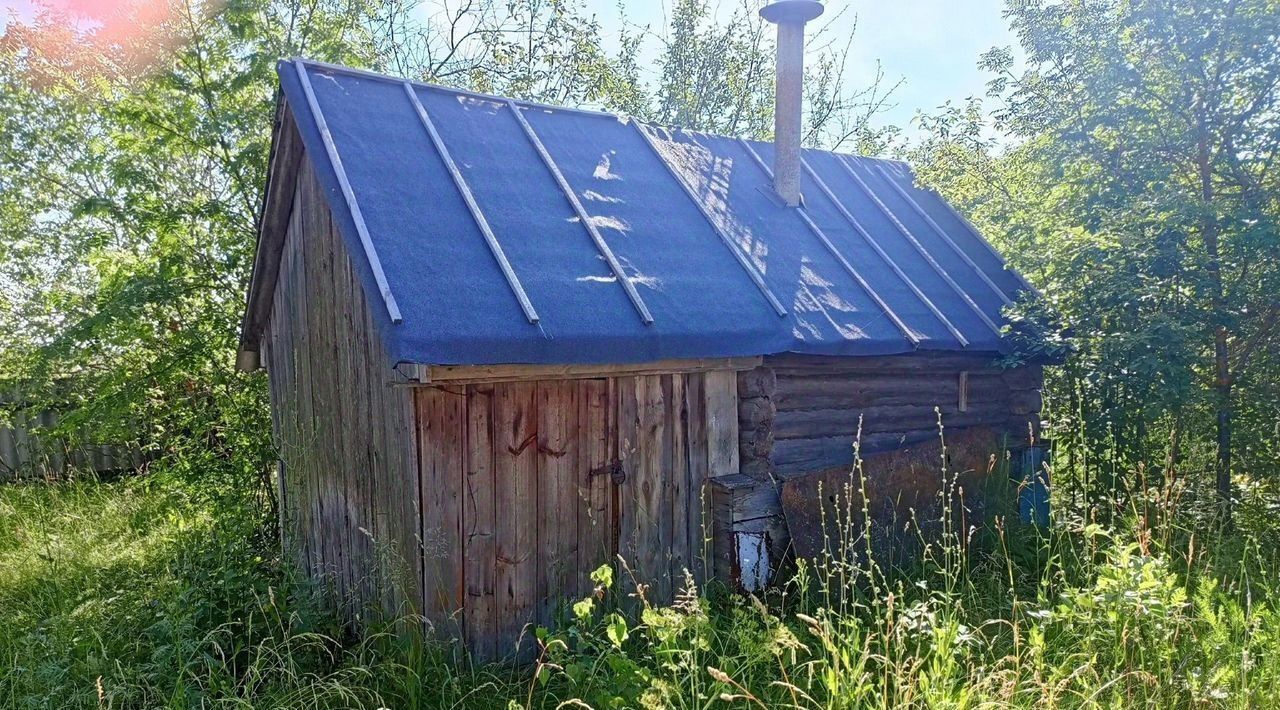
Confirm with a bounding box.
[2,0,212,81]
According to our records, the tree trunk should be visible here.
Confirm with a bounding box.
[1198,120,1233,527]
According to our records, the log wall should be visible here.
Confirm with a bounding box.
[766,353,1042,476]
[262,158,421,623]
[720,353,1043,575]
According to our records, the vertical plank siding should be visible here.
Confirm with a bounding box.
[463,385,498,660]
[262,158,420,623]
[576,378,614,597]
[490,382,539,658]
[535,380,578,626]
[418,386,465,636]
[405,372,736,661]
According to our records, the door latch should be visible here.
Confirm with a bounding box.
[590,459,626,485]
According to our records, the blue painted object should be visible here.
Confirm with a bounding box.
[1017,445,1051,526]
[276,59,1033,367]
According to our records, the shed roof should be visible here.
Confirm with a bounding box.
[244,58,1035,368]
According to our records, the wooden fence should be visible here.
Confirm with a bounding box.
[0,407,143,481]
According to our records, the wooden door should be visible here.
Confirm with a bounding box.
[419,379,615,661]
[613,372,736,604]
[418,371,736,661]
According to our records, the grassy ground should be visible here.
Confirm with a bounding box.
[2,467,1279,709]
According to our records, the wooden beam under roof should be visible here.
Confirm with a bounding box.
[398,357,763,385]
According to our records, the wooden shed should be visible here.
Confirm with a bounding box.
[237,48,1045,660]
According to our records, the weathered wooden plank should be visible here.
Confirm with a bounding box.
[536,380,579,626]
[337,230,374,613]
[614,376,640,602]
[11,414,31,474]
[703,371,740,478]
[417,386,465,637]
[318,192,358,611]
[576,378,612,597]
[633,375,669,603]
[394,378,423,616]
[280,181,306,570]
[293,163,322,582]
[422,357,762,385]
[310,166,350,605]
[684,373,710,584]
[492,382,539,660]
[351,255,389,611]
[667,374,690,587]
[0,426,17,476]
[464,384,497,661]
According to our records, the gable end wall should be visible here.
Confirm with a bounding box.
[260,154,421,622]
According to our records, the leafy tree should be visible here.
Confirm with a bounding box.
[914,0,1280,522]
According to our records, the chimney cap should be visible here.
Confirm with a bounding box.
[760,0,824,24]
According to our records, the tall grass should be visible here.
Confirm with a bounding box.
[2,444,1279,708]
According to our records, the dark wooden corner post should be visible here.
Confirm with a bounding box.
[708,366,783,591]
[1003,364,1045,445]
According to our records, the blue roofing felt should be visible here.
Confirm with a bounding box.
[273,58,1032,367]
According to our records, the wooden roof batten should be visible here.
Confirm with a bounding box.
[403,82,541,325]
[630,122,790,318]
[835,154,1004,338]
[798,156,970,348]
[293,59,403,324]
[736,139,921,347]
[504,99,655,325]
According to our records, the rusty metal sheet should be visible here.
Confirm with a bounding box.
[780,426,1004,563]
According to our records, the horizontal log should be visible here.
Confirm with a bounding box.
[418,356,762,385]
[765,352,1005,374]
[739,427,773,460]
[740,457,774,480]
[1009,389,1043,414]
[773,403,1011,439]
[711,474,782,523]
[775,375,1011,411]
[1002,365,1043,389]
[737,367,776,399]
[738,396,776,425]
[772,431,941,475]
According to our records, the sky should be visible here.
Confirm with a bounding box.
[1,0,1024,134]
[583,0,1023,135]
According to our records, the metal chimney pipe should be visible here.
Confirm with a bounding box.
[760,0,824,207]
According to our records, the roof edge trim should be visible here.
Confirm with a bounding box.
[292,59,403,324]
[237,93,303,370]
